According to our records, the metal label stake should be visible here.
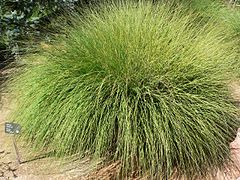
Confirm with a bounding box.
[5,122,22,164]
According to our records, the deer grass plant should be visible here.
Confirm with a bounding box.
[188,0,240,36]
[7,1,240,178]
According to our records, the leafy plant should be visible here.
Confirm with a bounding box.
[8,1,240,178]
[0,0,102,65]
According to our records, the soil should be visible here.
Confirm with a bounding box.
[0,81,240,179]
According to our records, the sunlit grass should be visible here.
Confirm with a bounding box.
[7,1,240,178]
[187,0,240,36]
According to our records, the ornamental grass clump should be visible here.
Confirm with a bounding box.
[188,0,240,36]
[7,2,240,178]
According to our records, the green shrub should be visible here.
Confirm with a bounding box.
[8,1,240,178]
[0,0,100,68]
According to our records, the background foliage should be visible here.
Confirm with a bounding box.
[0,0,102,67]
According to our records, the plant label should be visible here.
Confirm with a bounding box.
[5,122,21,134]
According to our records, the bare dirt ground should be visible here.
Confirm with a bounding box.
[1,81,240,179]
